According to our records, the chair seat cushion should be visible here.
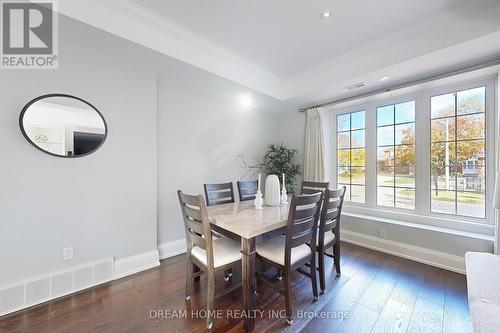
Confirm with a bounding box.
[191,237,241,268]
[256,235,311,266]
[307,231,336,247]
[317,231,335,245]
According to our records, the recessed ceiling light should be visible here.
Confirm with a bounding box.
[321,11,332,19]
[378,76,390,82]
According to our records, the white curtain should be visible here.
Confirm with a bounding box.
[303,108,326,182]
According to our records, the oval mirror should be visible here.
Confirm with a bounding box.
[20,94,107,158]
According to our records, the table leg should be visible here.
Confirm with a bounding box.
[241,237,256,332]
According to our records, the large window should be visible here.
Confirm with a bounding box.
[376,101,416,209]
[337,111,365,203]
[430,87,486,218]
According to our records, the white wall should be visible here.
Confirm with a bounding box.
[0,17,159,285]
[157,73,280,244]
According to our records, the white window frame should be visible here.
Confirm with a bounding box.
[329,76,496,235]
[335,110,366,204]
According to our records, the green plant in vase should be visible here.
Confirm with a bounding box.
[238,143,302,194]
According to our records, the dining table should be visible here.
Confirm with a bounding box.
[207,199,290,332]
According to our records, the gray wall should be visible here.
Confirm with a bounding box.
[0,17,159,284]
[157,73,280,244]
[0,13,284,286]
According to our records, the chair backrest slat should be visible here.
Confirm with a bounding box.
[237,180,258,202]
[301,181,330,195]
[284,192,323,265]
[292,216,316,234]
[178,190,214,267]
[318,187,346,246]
[323,208,339,222]
[184,205,202,221]
[204,182,235,206]
[294,206,319,220]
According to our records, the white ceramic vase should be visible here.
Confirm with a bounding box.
[264,175,281,206]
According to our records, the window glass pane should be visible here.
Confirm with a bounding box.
[351,148,365,167]
[337,132,350,149]
[377,187,394,207]
[431,142,456,169]
[378,147,394,166]
[459,165,485,192]
[431,117,455,142]
[377,126,394,146]
[395,145,415,167]
[351,130,365,148]
[343,186,351,202]
[395,166,415,188]
[377,105,394,126]
[396,188,415,209]
[377,100,415,210]
[337,114,350,132]
[431,93,455,118]
[351,186,365,203]
[431,165,457,190]
[457,87,485,115]
[457,140,485,169]
[456,113,485,140]
[351,167,365,185]
[337,149,350,166]
[457,191,485,218]
[431,86,487,219]
[336,110,365,204]
[395,101,415,124]
[378,167,394,186]
[351,111,365,130]
[395,123,415,145]
[431,190,456,214]
[337,167,350,183]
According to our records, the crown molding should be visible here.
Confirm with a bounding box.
[57,0,500,106]
[57,0,286,99]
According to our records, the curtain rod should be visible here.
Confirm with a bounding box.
[298,54,500,113]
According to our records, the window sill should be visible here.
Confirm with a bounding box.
[342,206,495,240]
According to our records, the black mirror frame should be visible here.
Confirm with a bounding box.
[19,93,108,158]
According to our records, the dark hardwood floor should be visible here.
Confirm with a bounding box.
[0,243,471,333]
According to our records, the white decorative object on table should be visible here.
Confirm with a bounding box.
[281,173,288,205]
[254,173,263,209]
[264,174,281,206]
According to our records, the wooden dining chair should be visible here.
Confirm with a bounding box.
[237,180,258,202]
[204,182,235,206]
[255,192,323,325]
[178,190,242,329]
[301,180,330,195]
[315,187,346,294]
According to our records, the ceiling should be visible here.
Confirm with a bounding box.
[135,0,467,77]
[59,0,500,111]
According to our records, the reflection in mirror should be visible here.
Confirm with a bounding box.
[20,95,107,157]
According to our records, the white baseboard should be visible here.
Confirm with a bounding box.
[158,239,186,260]
[0,258,114,317]
[341,229,465,274]
[113,250,160,280]
[1,249,161,317]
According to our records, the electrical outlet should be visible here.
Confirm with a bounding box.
[62,247,73,261]
[378,230,387,239]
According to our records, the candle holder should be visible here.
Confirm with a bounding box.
[254,190,263,210]
[280,186,288,205]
